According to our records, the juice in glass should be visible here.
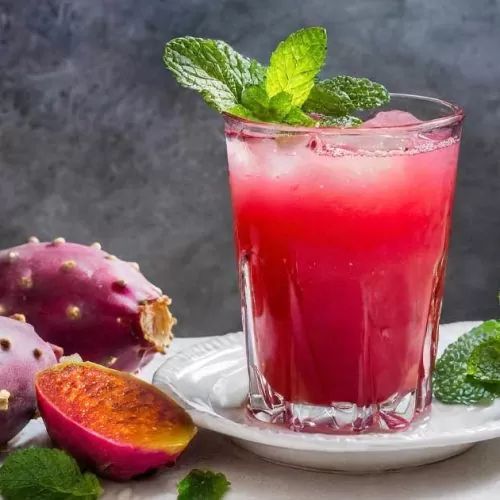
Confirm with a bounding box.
[225,95,463,433]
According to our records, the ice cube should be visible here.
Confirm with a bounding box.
[361,110,422,128]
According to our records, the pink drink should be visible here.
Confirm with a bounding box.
[225,96,463,433]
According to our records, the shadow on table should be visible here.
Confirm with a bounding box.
[100,430,500,499]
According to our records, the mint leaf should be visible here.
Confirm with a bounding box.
[434,320,500,404]
[238,87,295,124]
[283,106,316,126]
[163,37,265,111]
[467,335,500,383]
[177,469,230,500]
[228,104,258,120]
[0,448,102,500]
[241,85,270,118]
[266,27,327,106]
[324,76,390,110]
[269,92,293,121]
[318,115,363,127]
[303,81,355,116]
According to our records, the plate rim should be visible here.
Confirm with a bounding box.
[153,321,500,452]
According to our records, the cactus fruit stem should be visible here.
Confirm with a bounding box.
[139,296,176,353]
[91,242,102,250]
[0,390,10,411]
[28,236,40,243]
[52,237,66,245]
[10,314,26,323]
[66,305,81,320]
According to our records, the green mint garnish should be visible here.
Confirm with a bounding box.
[325,76,390,110]
[303,80,355,116]
[282,106,316,126]
[241,85,272,119]
[163,37,265,112]
[434,320,500,405]
[467,335,500,383]
[177,469,230,500]
[265,27,327,107]
[238,85,314,126]
[318,115,363,127]
[268,92,294,121]
[304,77,389,116]
[0,448,102,500]
[163,27,389,127]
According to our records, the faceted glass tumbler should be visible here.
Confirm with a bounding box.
[224,94,464,433]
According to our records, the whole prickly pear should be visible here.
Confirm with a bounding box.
[0,316,59,444]
[0,238,176,372]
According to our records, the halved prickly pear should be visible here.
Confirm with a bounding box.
[35,362,197,481]
[0,239,176,371]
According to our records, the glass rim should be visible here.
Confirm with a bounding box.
[223,93,464,135]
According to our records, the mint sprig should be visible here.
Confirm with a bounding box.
[434,320,500,404]
[177,469,230,500]
[163,27,389,127]
[467,335,500,383]
[0,448,102,500]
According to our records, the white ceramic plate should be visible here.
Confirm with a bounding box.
[153,321,500,473]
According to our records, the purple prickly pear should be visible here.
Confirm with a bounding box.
[0,315,58,444]
[0,238,176,372]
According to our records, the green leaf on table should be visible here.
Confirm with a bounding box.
[177,469,230,500]
[0,448,102,500]
[433,320,500,404]
[163,37,265,111]
[266,27,327,106]
[467,335,500,383]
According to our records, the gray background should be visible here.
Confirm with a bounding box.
[0,0,498,337]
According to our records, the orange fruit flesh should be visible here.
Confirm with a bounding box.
[37,363,196,453]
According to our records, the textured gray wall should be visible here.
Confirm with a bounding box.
[0,0,499,337]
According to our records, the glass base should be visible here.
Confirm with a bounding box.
[247,367,428,434]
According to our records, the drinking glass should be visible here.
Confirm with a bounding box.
[224,94,464,433]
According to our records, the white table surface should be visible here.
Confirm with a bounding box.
[5,336,500,499]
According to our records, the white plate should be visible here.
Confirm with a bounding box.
[153,321,500,473]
